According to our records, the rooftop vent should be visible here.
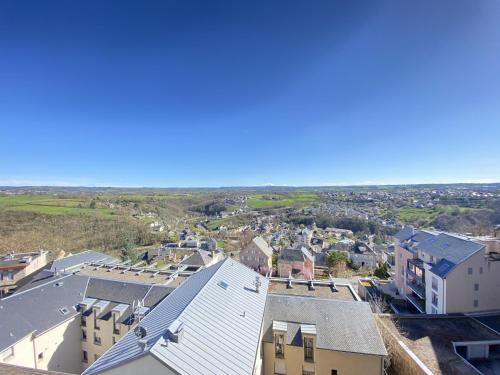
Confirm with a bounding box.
[217,280,229,290]
[167,319,184,344]
[59,307,70,315]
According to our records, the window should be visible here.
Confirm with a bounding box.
[81,316,86,327]
[304,336,314,362]
[94,310,100,330]
[401,267,404,276]
[479,266,483,274]
[431,277,438,291]
[82,329,87,341]
[474,284,479,291]
[474,299,479,307]
[94,332,101,345]
[274,334,285,358]
[331,370,338,375]
[82,350,88,363]
[113,314,120,335]
[432,292,438,307]
[468,267,473,275]
[7,271,14,281]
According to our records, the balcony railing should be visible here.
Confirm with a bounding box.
[407,281,425,299]
[406,293,425,313]
[406,268,424,285]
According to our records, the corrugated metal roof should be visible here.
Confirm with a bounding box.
[263,295,387,356]
[50,250,119,272]
[84,259,269,375]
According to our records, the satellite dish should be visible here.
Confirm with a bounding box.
[134,325,147,339]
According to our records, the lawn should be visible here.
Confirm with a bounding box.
[247,193,320,209]
[397,205,476,224]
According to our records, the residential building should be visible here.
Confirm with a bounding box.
[277,247,314,279]
[292,228,313,246]
[80,279,173,371]
[0,273,89,374]
[240,236,273,274]
[82,259,269,375]
[179,249,224,269]
[348,243,377,268]
[0,251,48,295]
[394,227,500,314]
[262,295,387,375]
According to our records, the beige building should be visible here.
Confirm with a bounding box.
[0,251,48,295]
[240,236,273,274]
[0,271,173,374]
[81,259,270,375]
[80,278,172,370]
[262,294,387,375]
[394,227,500,314]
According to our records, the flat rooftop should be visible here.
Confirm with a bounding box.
[377,315,500,375]
[268,280,356,301]
[77,265,176,285]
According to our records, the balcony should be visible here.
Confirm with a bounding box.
[406,293,425,313]
[407,281,425,299]
[406,268,424,286]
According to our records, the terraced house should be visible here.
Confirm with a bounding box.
[394,227,500,314]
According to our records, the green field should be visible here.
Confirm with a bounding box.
[0,195,115,216]
[247,193,320,209]
[397,205,475,223]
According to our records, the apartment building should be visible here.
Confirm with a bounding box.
[0,273,89,374]
[263,295,387,375]
[82,258,270,375]
[0,251,48,295]
[394,227,500,314]
[80,278,173,371]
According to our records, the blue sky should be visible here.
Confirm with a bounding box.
[1,0,499,187]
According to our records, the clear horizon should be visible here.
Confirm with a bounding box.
[1,1,499,187]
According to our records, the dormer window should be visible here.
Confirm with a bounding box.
[274,333,285,358]
[304,336,314,362]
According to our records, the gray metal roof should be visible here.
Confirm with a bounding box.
[394,226,415,241]
[83,259,269,375]
[417,233,484,265]
[0,274,89,351]
[179,250,213,266]
[263,295,387,356]
[50,250,119,272]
